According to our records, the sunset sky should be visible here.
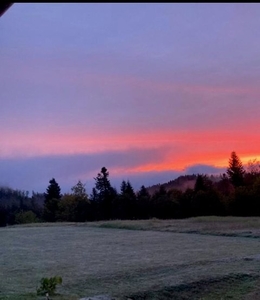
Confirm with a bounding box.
[1,3,260,193]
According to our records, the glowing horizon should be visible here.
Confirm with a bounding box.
[1,3,260,192]
[2,127,259,172]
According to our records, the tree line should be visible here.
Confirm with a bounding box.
[1,151,260,226]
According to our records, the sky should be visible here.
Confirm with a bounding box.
[1,3,260,194]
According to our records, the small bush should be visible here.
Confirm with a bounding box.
[36,276,62,295]
[14,210,38,224]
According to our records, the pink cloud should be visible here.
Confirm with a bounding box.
[2,127,260,176]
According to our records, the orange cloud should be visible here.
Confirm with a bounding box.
[2,127,260,176]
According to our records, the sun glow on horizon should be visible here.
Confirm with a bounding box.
[2,128,260,178]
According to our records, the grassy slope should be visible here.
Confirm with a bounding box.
[85,216,260,238]
[1,217,260,299]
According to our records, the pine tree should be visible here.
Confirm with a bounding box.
[90,187,98,202]
[227,151,245,187]
[94,167,112,199]
[120,180,127,195]
[119,180,136,219]
[136,185,151,219]
[45,178,61,201]
[137,185,150,200]
[194,175,206,192]
[194,174,212,192]
[126,181,136,199]
[120,180,136,200]
[43,178,61,222]
[93,167,116,219]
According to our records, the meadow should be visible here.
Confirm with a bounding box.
[1,217,260,299]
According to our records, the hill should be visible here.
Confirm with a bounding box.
[146,174,222,195]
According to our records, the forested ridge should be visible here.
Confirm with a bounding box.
[1,151,260,226]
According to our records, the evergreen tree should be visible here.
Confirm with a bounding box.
[151,185,171,218]
[43,178,61,222]
[194,174,212,192]
[89,187,99,220]
[90,187,98,202]
[136,185,151,219]
[118,180,137,219]
[120,180,127,195]
[227,151,245,187]
[94,167,112,199]
[125,181,136,200]
[216,173,234,196]
[0,206,7,227]
[137,185,150,200]
[45,178,61,201]
[194,175,206,192]
[93,167,115,219]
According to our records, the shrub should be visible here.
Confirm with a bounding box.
[36,276,62,296]
[14,210,38,224]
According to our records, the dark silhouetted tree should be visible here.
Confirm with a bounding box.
[120,180,127,195]
[194,174,213,192]
[89,187,99,220]
[43,178,61,222]
[136,185,151,219]
[191,188,224,216]
[45,178,61,201]
[216,173,234,196]
[246,159,260,176]
[125,181,136,200]
[0,187,43,225]
[178,188,194,218]
[93,167,116,219]
[227,151,245,187]
[151,185,176,219]
[94,167,111,197]
[194,175,206,192]
[244,159,260,186]
[192,175,224,216]
[90,187,98,201]
[116,180,137,219]
[71,180,88,200]
[0,206,7,227]
[251,178,260,216]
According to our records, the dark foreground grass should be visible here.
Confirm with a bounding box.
[0,294,77,300]
[127,273,259,300]
[2,218,260,299]
[0,275,258,300]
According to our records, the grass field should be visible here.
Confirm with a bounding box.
[1,217,260,299]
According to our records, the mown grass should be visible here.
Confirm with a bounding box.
[0,294,77,300]
[127,273,259,300]
[2,217,260,299]
[85,216,260,238]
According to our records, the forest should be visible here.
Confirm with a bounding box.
[1,151,260,226]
